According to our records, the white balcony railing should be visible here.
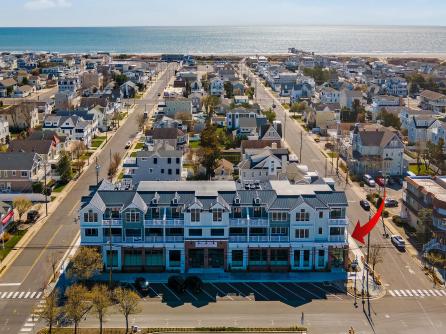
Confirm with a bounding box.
[103,236,123,243]
[145,236,165,243]
[144,219,184,226]
[229,218,248,226]
[329,218,349,226]
[270,236,290,242]
[229,236,248,242]
[165,236,184,243]
[125,236,144,243]
[102,219,122,226]
[249,218,269,226]
[328,234,346,243]
[249,236,269,243]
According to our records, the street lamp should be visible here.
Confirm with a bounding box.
[352,257,358,308]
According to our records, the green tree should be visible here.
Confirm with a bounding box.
[224,81,233,98]
[263,108,276,123]
[38,289,60,334]
[246,86,255,100]
[202,95,220,116]
[67,247,103,282]
[56,151,73,184]
[113,73,128,85]
[290,102,306,115]
[22,77,29,85]
[114,287,141,334]
[378,109,401,129]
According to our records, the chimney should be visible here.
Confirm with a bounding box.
[271,142,278,149]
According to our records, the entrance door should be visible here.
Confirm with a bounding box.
[188,249,205,268]
[208,249,224,268]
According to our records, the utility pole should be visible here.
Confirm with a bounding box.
[299,131,303,163]
[108,221,113,288]
[95,157,100,186]
[43,159,48,217]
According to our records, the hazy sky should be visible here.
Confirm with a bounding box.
[0,0,445,27]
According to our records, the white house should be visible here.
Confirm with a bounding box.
[407,114,437,145]
[210,78,224,96]
[319,87,340,104]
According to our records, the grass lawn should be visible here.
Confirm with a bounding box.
[91,137,106,149]
[189,141,201,149]
[53,182,67,193]
[130,151,138,157]
[80,151,93,161]
[327,152,338,158]
[0,230,27,261]
[134,142,144,150]
[281,103,290,109]
[408,163,434,176]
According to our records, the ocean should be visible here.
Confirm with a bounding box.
[0,26,445,55]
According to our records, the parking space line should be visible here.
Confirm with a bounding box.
[201,286,216,300]
[209,283,233,301]
[185,289,198,301]
[291,283,321,299]
[276,283,306,301]
[227,283,252,301]
[149,286,161,299]
[243,282,269,301]
[260,282,286,300]
[162,283,182,302]
[309,283,343,300]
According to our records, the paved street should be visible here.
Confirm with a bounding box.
[0,63,176,334]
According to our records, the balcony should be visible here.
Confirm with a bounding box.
[249,218,269,227]
[423,239,446,253]
[165,236,184,243]
[329,218,349,226]
[249,236,269,243]
[102,219,122,226]
[229,236,248,243]
[125,236,144,243]
[328,234,347,243]
[229,218,248,226]
[103,236,123,243]
[144,219,184,226]
[270,236,290,243]
[145,236,165,243]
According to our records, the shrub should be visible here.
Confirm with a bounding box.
[366,194,373,201]
[392,216,403,226]
[32,182,43,194]
[359,181,365,187]
[383,210,390,218]
[0,232,11,243]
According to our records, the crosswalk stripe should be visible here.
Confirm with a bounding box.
[35,292,42,299]
[417,289,425,296]
[20,328,32,332]
[412,289,419,296]
[0,292,7,298]
[428,290,436,296]
[440,290,446,296]
[389,290,395,296]
[24,292,30,298]
[23,323,34,327]
[30,292,36,298]
[432,290,442,296]
[423,289,430,296]
[6,292,13,298]
[394,290,401,296]
[399,290,407,296]
[12,292,19,298]
[406,290,413,296]
[18,292,25,298]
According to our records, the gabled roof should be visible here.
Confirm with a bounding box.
[145,127,185,139]
[0,152,39,170]
[420,90,446,100]
[8,139,53,155]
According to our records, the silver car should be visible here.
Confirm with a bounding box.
[391,235,406,251]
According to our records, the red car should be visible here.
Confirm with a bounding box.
[375,177,385,187]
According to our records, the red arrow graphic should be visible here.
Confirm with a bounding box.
[351,192,386,244]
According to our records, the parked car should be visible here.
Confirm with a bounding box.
[125,140,132,149]
[26,210,40,223]
[375,177,385,187]
[168,275,185,293]
[360,200,371,211]
[385,198,399,207]
[363,174,376,187]
[134,277,149,294]
[185,276,203,293]
[391,235,406,251]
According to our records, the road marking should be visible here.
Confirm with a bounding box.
[406,290,413,296]
[23,323,34,327]
[0,292,7,298]
[242,282,269,301]
[20,328,32,332]
[18,292,25,298]
[0,283,21,286]
[389,290,395,296]
[411,290,419,296]
[399,290,407,296]
[209,282,233,301]
[24,292,30,298]
[276,283,306,301]
[423,289,431,296]
[394,290,401,296]
[291,283,321,299]
[227,283,252,301]
[30,292,36,298]
[161,283,181,302]
[417,289,425,297]
[439,290,446,296]
[6,292,13,298]
[309,283,343,300]
[35,292,42,299]
[428,290,437,296]
[260,282,286,300]
[12,291,19,298]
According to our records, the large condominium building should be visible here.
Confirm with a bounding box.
[79,180,349,274]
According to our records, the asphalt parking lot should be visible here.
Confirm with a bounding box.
[135,281,348,307]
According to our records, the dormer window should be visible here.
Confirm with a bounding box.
[254,197,261,205]
[172,197,178,205]
[234,195,241,205]
[152,198,158,205]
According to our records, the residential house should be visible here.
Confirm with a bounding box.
[419,90,446,113]
[80,70,104,90]
[306,104,339,134]
[385,77,408,97]
[43,114,95,147]
[210,77,224,96]
[212,159,234,181]
[145,128,188,150]
[371,95,402,120]
[290,82,314,103]
[58,77,80,93]
[14,85,35,98]
[234,96,249,105]
[162,99,193,118]
[340,89,364,109]
[407,114,436,145]
[8,136,61,166]
[0,103,39,130]
[55,91,80,110]
[232,82,245,96]
[0,152,46,192]
[123,144,183,185]
[401,176,446,258]
[226,108,264,131]
[428,119,446,145]
[120,81,138,98]
[320,87,340,104]
[350,124,405,177]
[259,122,282,141]
[79,179,349,272]
[0,78,17,97]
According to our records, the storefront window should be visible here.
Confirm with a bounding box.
[318,249,325,267]
[330,248,345,268]
[249,249,268,265]
[146,249,164,266]
[270,249,288,266]
[169,250,181,267]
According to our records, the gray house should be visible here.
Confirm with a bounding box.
[123,145,183,185]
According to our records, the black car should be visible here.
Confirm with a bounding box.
[385,198,399,208]
[168,275,185,293]
[134,277,149,294]
[185,276,203,293]
[360,200,371,211]
[26,210,40,223]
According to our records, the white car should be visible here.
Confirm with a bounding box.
[363,174,376,187]
[391,235,406,251]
